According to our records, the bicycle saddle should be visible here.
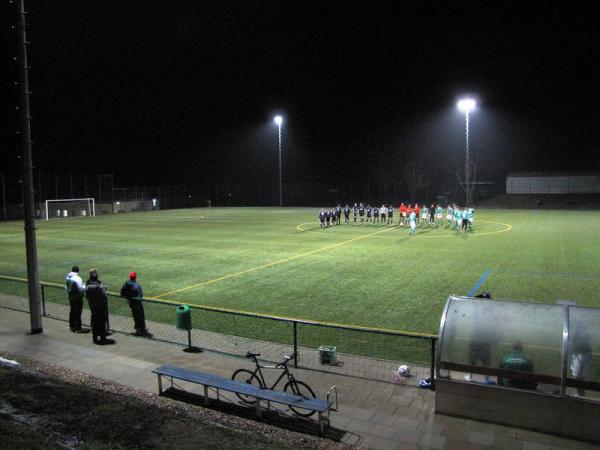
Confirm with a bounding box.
[245,351,260,358]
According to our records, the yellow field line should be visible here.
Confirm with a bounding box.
[152,225,399,299]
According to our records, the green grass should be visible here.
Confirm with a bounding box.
[1,207,600,337]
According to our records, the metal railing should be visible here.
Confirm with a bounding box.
[0,275,437,385]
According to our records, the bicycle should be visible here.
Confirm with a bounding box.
[231,351,317,417]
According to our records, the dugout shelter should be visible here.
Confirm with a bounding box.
[435,296,600,443]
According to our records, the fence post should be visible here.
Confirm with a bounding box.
[41,284,46,317]
[430,338,436,390]
[293,322,298,367]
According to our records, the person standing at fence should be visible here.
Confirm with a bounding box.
[121,271,152,337]
[85,269,114,345]
[65,266,89,333]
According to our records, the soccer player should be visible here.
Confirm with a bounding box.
[399,203,407,226]
[454,205,462,230]
[387,204,394,224]
[353,203,358,222]
[366,205,372,223]
[406,204,413,226]
[446,204,454,227]
[343,204,351,224]
[380,204,388,224]
[319,208,326,228]
[358,202,365,223]
[335,205,342,225]
[436,204,443,227]
[325,209,332,227]
[414,204,421,224]
[408,209,417,235]
[467,206,474,231]
[461,207,469,232]
[421,205,429,227]
[373,206,379,223]
[429,204,436,225]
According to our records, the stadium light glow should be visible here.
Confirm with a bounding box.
[274,115,284,206]
[457,97,477,206]
[457,98,476,113]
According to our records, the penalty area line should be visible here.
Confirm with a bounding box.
[152,225,398,299]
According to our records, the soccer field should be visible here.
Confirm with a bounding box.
[1,207,599,335]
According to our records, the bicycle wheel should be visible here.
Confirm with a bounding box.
[231,369,263,404]
[284,380,317,417]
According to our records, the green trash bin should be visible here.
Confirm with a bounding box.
[176,304,192,331]
[318,345,337,365]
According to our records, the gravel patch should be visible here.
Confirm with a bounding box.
[0,351,349,449]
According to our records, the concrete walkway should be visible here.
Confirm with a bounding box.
[0,307,597,450]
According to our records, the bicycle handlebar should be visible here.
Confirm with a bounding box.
[245,351,296,365]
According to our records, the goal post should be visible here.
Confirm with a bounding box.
[43,198,95,220]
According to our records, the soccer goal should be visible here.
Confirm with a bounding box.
[43,198,95,220]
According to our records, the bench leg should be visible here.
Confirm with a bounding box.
[319,411,323,434]
[157,374,163,394]
[203,385,209,405]
[256,399,262,419]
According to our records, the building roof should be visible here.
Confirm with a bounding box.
[507,171,600,178]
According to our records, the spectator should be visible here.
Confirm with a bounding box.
[85,269,114,345]
[498,342,536,390]
[65,266,89,333]
[464,292,493,382]
[570,321,593,396]
[121,271,152,337]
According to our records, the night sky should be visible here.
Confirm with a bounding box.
[2,2,599,202]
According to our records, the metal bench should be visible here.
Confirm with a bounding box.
[152,364,337,433]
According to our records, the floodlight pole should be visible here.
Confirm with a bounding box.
[457,98,476,206]
[278,121,282,207]
[274,116,283,207]
[17,0,43,334]
[464,110,470,207]
[1,173,7,221]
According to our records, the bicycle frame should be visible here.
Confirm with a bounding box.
[248,355,295,390]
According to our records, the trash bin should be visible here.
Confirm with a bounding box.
[176,304,192,331]
[318,345,337,365]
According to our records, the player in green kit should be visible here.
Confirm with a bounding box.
[453,206,462,231]
[446,204,454,227]
[460,207,469,232]
[408,210,417,235]
[467,207,474,231]
[436,204,443,227]
[421,205,429,227]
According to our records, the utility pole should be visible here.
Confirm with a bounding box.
[1,173,7,220]
[17,0,42,333]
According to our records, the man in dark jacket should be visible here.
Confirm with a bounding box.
[121,271,152,337]
[85,269,114,345]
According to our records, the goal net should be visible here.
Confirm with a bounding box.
[42,198,95,220]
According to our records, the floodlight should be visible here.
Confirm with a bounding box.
[274,115,283,125]
[457,98,476,113]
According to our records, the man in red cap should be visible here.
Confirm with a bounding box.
[120,271,152,337]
